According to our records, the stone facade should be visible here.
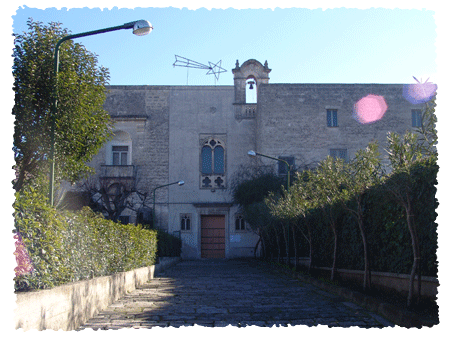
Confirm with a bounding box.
[83,59,423,260]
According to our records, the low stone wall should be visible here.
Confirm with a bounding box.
[295,258,438,299]
[14,257,181,331]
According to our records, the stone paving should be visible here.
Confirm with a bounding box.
[77,259,394,330]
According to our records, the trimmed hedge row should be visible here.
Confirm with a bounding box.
[156,230,182,258]
[13,187,158,292]
[260,158,438,277]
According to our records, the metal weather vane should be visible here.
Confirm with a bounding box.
[173,55,227,83]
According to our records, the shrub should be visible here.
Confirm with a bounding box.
[156,230,181,257]
[13,187,157,292]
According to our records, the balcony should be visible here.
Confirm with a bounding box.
[100,165,136,179]
[99,165,136,190]
[234,104,257,120]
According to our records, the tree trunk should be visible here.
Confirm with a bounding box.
[275,229,281,263]
[331,224,338,281]
[406,207,421,307]
[307,224,313,273]
[292,226,298,270]
[357,213,371,291]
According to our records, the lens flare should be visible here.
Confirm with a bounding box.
[0,233,33,281]
[353,94,388,124]
[403,77,437,104]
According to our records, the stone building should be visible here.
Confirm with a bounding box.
[84,58,425,260]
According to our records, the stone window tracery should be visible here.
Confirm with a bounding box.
[200,138,226,189]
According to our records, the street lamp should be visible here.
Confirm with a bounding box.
[248,150,291,264]
[152,181,185,229]
[48,20,153,206]
[247,150,291,188]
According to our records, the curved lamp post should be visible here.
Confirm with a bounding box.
[247,150,290,188]
[248,150,291,264]
[49,20,153,206]
[152,180,185,229]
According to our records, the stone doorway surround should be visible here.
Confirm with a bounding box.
[193,203,232,259]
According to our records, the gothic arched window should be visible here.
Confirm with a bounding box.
[200,138,226,189]
[201,139,225,175]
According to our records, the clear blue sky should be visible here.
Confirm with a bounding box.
[12,5,438,86]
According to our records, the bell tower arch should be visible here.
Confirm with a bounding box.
[232,59,271,119]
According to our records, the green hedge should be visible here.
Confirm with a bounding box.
[13,187,158,292]
[156,230,182,257]
[260,158,438,277]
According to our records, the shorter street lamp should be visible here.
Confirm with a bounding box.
[248,150,291,264]
[48,20,153,206]
[152,181,184,228]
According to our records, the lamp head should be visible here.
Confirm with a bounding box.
[248,150,257,157]
[178,181,185,186]
[133,20,153,36]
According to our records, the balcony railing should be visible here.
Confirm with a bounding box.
[100,165,135,179]
[234,104,257,120]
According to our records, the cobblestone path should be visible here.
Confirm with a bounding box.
[78,259,393,329]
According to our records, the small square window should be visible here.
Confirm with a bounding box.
[235,215,246,231]
[412,109,422,128]
[180,214,191,231]
[327,109,338,127]
[330,149,348,161]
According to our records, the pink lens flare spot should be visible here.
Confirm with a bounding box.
[403,77,437,104]
[0,233,33,281]
[353,94,388,124]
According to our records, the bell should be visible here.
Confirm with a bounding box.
[248,81,255,90]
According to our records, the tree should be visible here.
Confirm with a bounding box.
[12,19,112,193]
[232,167,285,258]
[341,142,382,291]
[384,130,429,307]
[311,156,347,281]
[79,177,152,225]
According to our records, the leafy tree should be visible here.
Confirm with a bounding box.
[341,142,382,291]
[384,130,432,307]
[310,156,347,281]
[268,170,315,271]
[12,19,112,193]
[232,168,285,258]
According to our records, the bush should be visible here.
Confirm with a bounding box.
[156,230,181,257]
[13,187,157,292]
[255,158,438,277]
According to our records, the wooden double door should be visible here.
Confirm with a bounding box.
[201,215,225,258]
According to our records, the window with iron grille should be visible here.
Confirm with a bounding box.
[330,148,348,161]
[412,109,422,128]
[327,109,338,127]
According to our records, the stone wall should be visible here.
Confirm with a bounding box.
[256,83,424,169]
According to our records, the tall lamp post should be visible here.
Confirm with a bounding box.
[48,20,153,206]
[248,150,291,264]
[152,181,185,229]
